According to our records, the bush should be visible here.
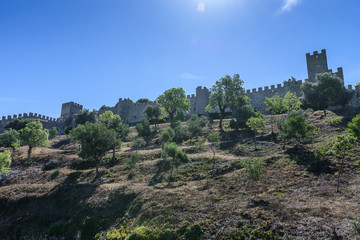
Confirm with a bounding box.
[0,129,19,150]
[0,150,12,176]
[125,152,142,173]
[50,170,60,180]
[48,127,58,140]
[133,137,146,148]
[48,221,66,237]
[96,226,128,240]
[324,116,343,125]
[80,216,101,240]
[135,119,151,138]
[242,158,264,180]
[159,128,175,145]
[127,226,159,240]
[171,121,189,143]
[193,138,205,152]
[351,218,360,237]
[65,126,73,135]
[347,114,360,141]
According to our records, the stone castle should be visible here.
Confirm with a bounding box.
[1,49,359,134]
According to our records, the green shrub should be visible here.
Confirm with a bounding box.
[96,226,128,240]
[135,119,151,138]
[80,216,101,240]
[125,152,142,173]
[0,150,12,176]
[48,221,66,237]
[133,137,146,148]
[50,170,60,180]
[351,218,360,237]
[242,158,264,180]
[48,127,58,140]
[324,116,343,125]
[347,114,360,141]
[126,226,159,240]
[193,138,205,152]
[160,128,175,145]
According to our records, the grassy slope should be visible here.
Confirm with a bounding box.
[1,111,360,239]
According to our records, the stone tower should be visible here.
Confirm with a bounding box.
[60,101,83,120]
[306,49,344,82]
[306,49,329,82]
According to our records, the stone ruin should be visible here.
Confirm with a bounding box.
[1,49,359,134]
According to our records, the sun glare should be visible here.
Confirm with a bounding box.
[197,2,206,12]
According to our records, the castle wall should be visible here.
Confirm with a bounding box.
[347,85,360,109]
[104,98,157,124]
[246,80,303,112]
[187,86,210,115]
[0,113,64,134]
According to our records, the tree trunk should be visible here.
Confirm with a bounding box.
[27,146,32,162]
[96,165,99,178]
[211,146,216,169]
[112,147,116,161]
[271,117,274,134]
[324,109,327,117]
[254,131,257,150]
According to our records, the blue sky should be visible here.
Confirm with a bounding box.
[1,0,359,118]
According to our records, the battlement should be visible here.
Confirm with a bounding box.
[60,101,83,120]
[347,85,360,91]
[306,49,327,57]
[246,80,302,94]
[0,112,60,124]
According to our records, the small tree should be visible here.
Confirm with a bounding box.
[206,74,248,130]
[265,93,285,134]
[246,117,265,150]
[19,121,49,161]
[332,133,356,192]
[135,118,151,139]
[283,91,301,111]
[100,111,127,160]
[157,88,190,123]
[0,129,20,151]
[242,158,264,180]
[187,115,207,142]
[208,132,220,169]
[279,113,316,147]
[124,152,142,177]
[48,127,58,140]
[144,105,162,129]
[0,150,12,176]
[71,122,117,177]
[347,114,360,141]
[160,128,175,145]
[162,142,188,183]
[232,104,259,130]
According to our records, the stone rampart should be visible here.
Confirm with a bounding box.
[246,80,303,112]
[347,85,360,108]
[0,113,64,134]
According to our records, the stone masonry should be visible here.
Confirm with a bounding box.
[1,49,359,134]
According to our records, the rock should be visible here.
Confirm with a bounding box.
[42,159,59,171]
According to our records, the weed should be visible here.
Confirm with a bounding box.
[50,170,60,180]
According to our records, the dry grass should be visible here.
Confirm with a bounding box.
[1,111,360,239]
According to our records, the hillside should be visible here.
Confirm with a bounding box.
[1,111,360,240]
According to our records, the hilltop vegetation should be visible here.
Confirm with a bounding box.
[1,73,360,239]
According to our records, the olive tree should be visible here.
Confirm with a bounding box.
[71,122,117,176]
[301,73,353,115]
[0,129,20,151]
[144,105,162,129]
[206,74,248,130]
[162,142,188,183]
[0,150,12,176]
[157,88,190,123]
[246,117,265,150]
[19,121,49,161]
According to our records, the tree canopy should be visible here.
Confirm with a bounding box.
[206,74,248,130]
[74,109,97,126]
[0,150,12,176]
[5,118,33,131]
[301,73,353,114]
[19,121,49,161]
[157,88,190,123]
[71,122,117,176]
